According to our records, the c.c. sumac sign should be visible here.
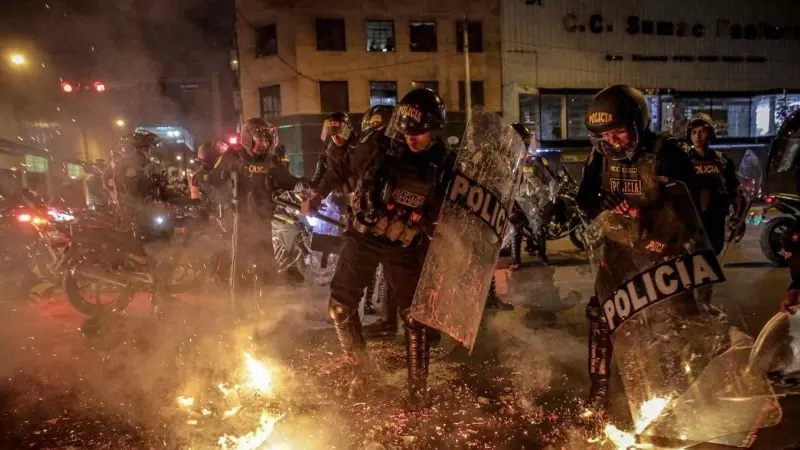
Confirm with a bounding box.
[563,12,800,41]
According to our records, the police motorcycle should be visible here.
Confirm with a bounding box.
[61,198,222,317]
[544,167,589,250]
[586,181,781,448]
[272,190,344,285]
[759,111,800,266]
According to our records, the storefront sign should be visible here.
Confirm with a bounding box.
[563,12,800,41]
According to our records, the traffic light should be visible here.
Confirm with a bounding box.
[93,81,106,93]
[61,82,74,93]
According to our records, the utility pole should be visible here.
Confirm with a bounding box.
[463,17,472,119]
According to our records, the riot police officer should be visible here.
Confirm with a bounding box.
[189,141,221,203]
[111,129,163,232]
[304,88,454,408]
[577,85,697,412]
[311,112,357,192]
[211,118,305,305]
[686,113,742,254]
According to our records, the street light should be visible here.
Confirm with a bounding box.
[9,53,25,66]
[115,119,126,128]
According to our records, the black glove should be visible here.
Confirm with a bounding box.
[600,190,627,211]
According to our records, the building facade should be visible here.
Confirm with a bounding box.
[235,0,502,176]
[501,0,800,166]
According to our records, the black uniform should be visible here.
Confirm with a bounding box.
[688,147,740,254]
[327,129,455,401]
[578,130,697,409]
[210,145,301,284]
[112,149,162,233]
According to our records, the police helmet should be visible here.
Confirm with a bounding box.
[387,88,446,138]
[196,141,220,167]
[585,85,651,137]
[361,105,395,132]
[687,112,716,141]
[321,112,353,143]
[120,129,160,153]
[240,118,279,152]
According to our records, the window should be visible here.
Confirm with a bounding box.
[411,81,439,93]
[369,81,397,106]
[409,21,437,52]
[751,95,776,137]
[645,95,661,132]
[456,21,483,52]
[660,96,711,136]
[24,155,48,173]
[319,81,349,112]
[366,20,395,52]
[711,98,750,137]
[259,85,282,119]
[540,95,564,140]
[458,81,485,111]
[66,163,84,180]
[566,94,592,139]
[316,19,346,51]
[255,24,277,57]
[519,94,539,137]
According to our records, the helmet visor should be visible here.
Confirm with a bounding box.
[589,125,640,161]
[322,118,353,142]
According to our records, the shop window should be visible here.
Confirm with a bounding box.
[255,24,278,57]
[409,21,437,52]
[660,96,711,136]
[25,155,48,173]
[519,94,539,137]
[369,81,397,106]
[751,95,776,137]
[566,95,592,139]
[456,21,483,52]
[316,18,346,51]
[366,20,395,52]
[711,98,750,137]
[259,85,282,119]
[540,95,564,140]
[458,81,485,110]
[66,163,84,180]
[320,81,349,112]
[645,95,661,132]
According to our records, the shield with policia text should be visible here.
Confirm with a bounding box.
[409,110,526,351]
[587,181,781,447]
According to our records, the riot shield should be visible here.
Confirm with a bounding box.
[410,111,526,350]
[750,307,800,384]
[721,150,764,262]
[590,182,781,446]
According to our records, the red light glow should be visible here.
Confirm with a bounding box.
[228,136,239,145]
[93,81,106,92]
[61,82,74,93]
[17,214,31,223]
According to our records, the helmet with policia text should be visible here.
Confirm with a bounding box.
[686,112,716,141]
[361,105,395,133]
[321,112,353,143]
[385,88,446,140]
[585,85,650,159]
[240,117,279,153]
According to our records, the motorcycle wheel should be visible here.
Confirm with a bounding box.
[63,261,135,317]
[759,216,795,267]
[569,224,587,251]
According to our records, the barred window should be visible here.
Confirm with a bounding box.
[366,21,395,52]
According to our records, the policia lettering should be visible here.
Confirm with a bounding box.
[602,249,725,331]
[448,173,510,239]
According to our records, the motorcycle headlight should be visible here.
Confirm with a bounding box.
[154,215,166,226]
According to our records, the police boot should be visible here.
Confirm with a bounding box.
[403,312,431,409]
[586,298,612,413]
[485,276,513,310]
[509,231,523,271]
[537,230,550,266]
[329,298,371,400]
[364,284,398,339]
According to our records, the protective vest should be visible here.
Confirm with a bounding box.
[690,149,727,212]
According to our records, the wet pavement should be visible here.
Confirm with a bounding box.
[1,226,799,449]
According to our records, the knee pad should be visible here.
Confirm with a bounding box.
[400,308,425,331]
[329,297,357,323]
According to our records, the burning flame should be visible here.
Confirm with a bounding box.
[177,352,286,449]
[217,412,285,450]
[244,352,273,394]
[596,397,672,449]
